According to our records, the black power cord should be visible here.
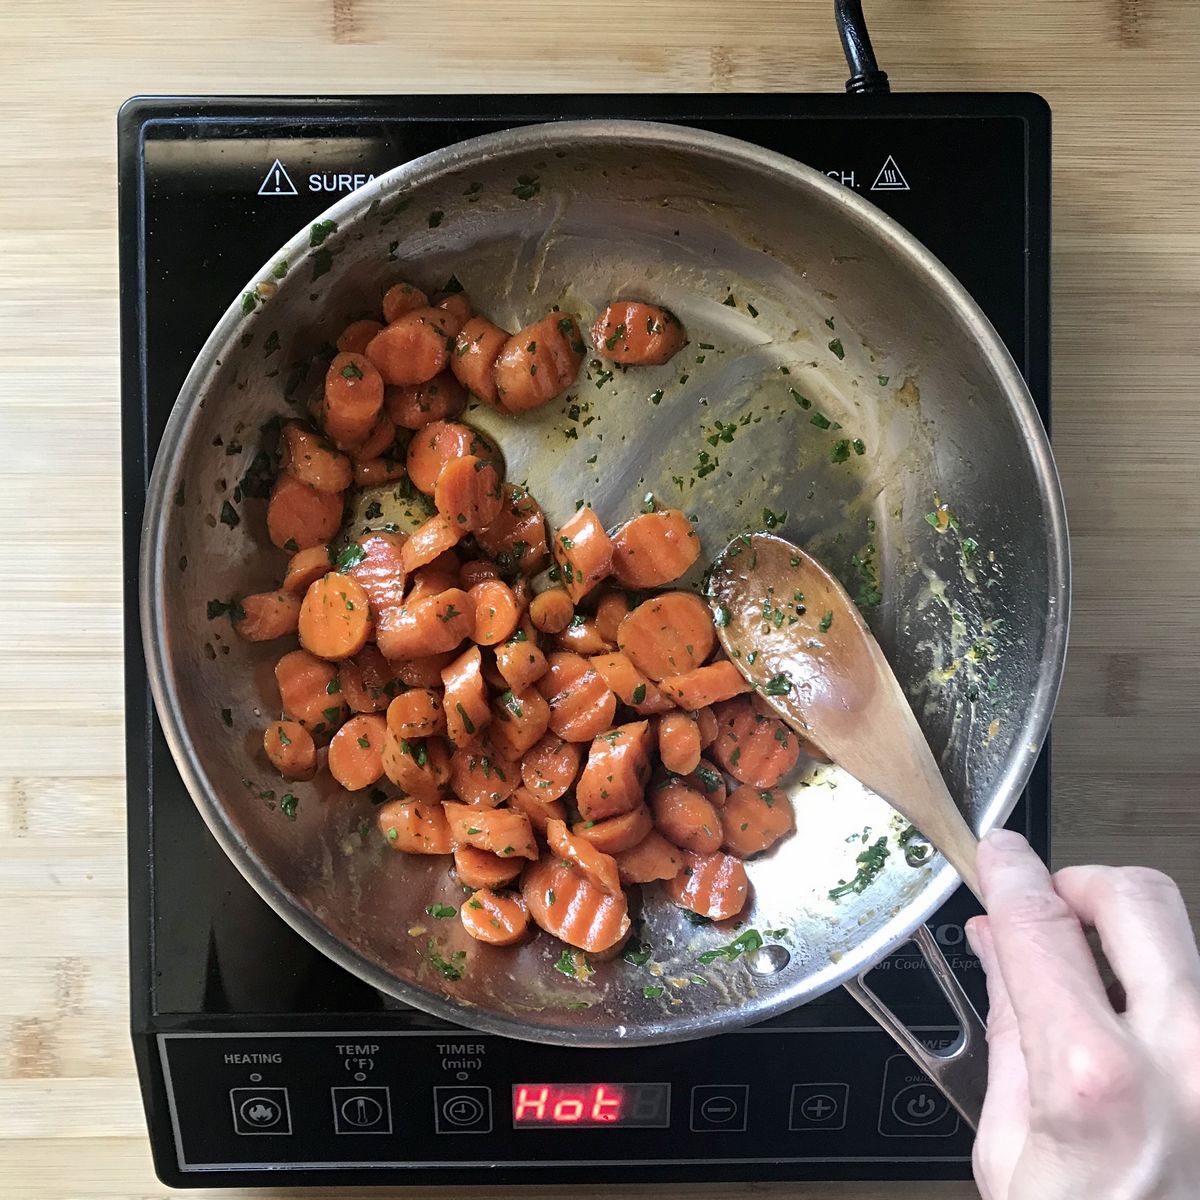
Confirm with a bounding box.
[834,0,891,94]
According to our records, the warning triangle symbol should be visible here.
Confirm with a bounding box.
[258,159,298,197]
[870,155,910,192]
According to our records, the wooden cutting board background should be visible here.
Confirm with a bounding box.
[2,1,1198,1196]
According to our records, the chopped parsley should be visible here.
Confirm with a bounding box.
[553,949,582,979]
[425,903,457,919]
[697,929,764,965]
[763,673,792,696]
[819,611,834,632]
[830,439,851,464]
[632,683,647,705]
[427,941,467,980]
[334,542,366,570]
[829,836,890,899]
[280,792,298,820]
[828,337,846,360]
[642,986,665,999]
[623,942,653,967]
[309,219,338,246]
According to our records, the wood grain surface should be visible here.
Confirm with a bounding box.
[2,1,1198,1196]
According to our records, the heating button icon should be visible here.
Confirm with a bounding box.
[229,1087,292,1136]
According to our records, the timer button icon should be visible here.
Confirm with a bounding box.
[434,1085,493,1134]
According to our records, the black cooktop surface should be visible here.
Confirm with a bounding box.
[120,91,1050,1189]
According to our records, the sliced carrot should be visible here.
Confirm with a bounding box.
[450,316,510,409]
[275,649,346,730]
[338,645,397,713]
[263,720,317,781]
[615,830,684,885]
[454,846,523,890]
[610,509,701,588]
[720,785,795,857]
[385,373,466,430]
[493,313,585,413]
[347,531,407,617]
[546,818,621,894]
[387,689,446,739]
[442,645,491,749]
[650,779,722,854]
[536,652,617,743]
[494,625,549,692]
[233,589,302,641]
[381,280,429,323]
[433,454,504,532]
[328,713,387,790]
[322,352,385,449]
[475,482,549,574]
[448,746,519,808]
[522,858,630,953]
[365,307,451,386]
[460,888,530,946]
[553,617,612,656]
[468,579,521,645]
[352,455,407,487]
[375,588,473,660]
[400,513,464,575]
[575,720,653,821]
[507,785,567,834]
[298,572,372,661]
[684,757,728,807]
[552,506,612,602]
[696,705,719,747]
[435,292,473,328]
[405,421,500,496]
[405,565,459,604]
[593,589,633,644]
[378,798,452,855]
[659,660,750,710]
[280,421,353,493]
[616,592,715,681]
[442,802,537,860]
[573,805,653,855]
[711,697,801,788]
[266,474,344,551]
[487,686,552,758]
[349,411,397,462]
[589,651,674,715]
[520,733,583,802]
[663,850,750,921]
[591,301,687,365]
[282,544,333,595]
[380,731,451,799]
[395,649,459,688]
[657,711,702,775]
[529,588,574,634]
[337,319,384,355]
[460,559,500,589]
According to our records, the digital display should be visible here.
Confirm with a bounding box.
[512,1082,670,1129]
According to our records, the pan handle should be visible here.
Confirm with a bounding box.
[842,922,987,1130]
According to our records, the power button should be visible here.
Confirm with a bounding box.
[878,1056,959,1138]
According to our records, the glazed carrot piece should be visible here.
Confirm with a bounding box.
[552,506,612,602]
[395,649,459,688]
[494,313,586,413]
[553,617,612,657]
[663,850,750,921]
[546,818,621,895]
[378,798,453,855]
[591,300,687,365]
[572,805,653,855]
[460,559,500,589]
[469,579,521,645]
[448,747,519,808]
[658,660,750,710]
[442,802,537,860]
[347,531,407,616]
[322,352,385,449]
[337,319,384,355]
[380,731,451,799]
[405,565,459,604]
[494,625,549,692]
[720,785,795,857]
[536,652,617,743]
[233,590,302,641]
[684,757,728,807]
[266,474,344,551]
[387,689,446,739]
[593,589,632,644]
[507,785,567,834]
[433,454,504,532]
[657,711,702,775]
[263,720,317,781]
[347,412,396,461]
[588,651,673,715]
[520,732,583,802]
[650,779,722,855]
[275,649,346,729]
[328,713,387,790]
[711,697,801,788]
[385,373,466,430]
[298,572,372,660]
[381,281,428,323]
[616,592,715,681]
[282,544,332,595]
[696,705,719,747]
[460,888,530,946]
[615,830,684,885]
[451,316,510,409]
[280,421,353,493]
[405,421,501,496]
[338,645,397,713]
[353,456,407,487]
[575,720,653,821]
[488,686,552,759]
[365,307,451,386]
[522,858,630,953]
[400,513,464,575]
[375,588,473,660]
[475,482,549,575]
[435,291,473,328]
[442,646,491,749]
[610,509,701,588]
[529,588,574,634]
[454,846,523,890]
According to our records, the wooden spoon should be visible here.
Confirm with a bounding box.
[706,531,982,901]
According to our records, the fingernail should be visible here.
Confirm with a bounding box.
[982,827,1025,851]
[964,917,982,958]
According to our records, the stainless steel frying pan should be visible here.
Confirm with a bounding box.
[140,121,1069,1125]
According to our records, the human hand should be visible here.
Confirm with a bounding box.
[967,828,1200,1200]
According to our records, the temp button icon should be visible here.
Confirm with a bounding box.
[331,1086,392,1135]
